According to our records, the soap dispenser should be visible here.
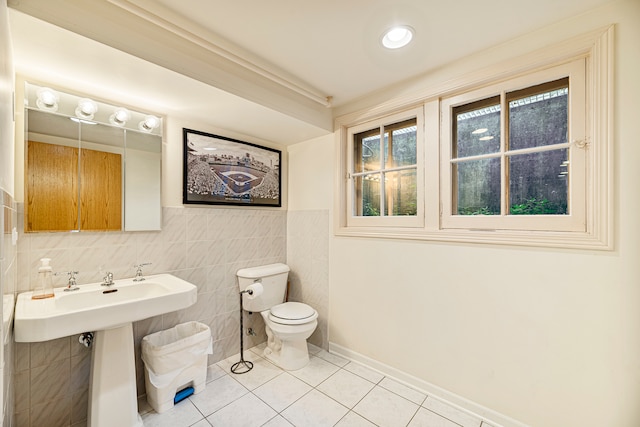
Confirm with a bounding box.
[32,258,55,299]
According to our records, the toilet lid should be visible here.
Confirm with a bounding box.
[270,302,316,321]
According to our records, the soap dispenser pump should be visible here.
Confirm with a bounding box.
[32,258,54,300]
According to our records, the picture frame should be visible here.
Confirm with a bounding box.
[183,128,281,207]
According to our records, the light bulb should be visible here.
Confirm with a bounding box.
[138,115,160,132]
[75,98,98,120]
[109,108,131,126]
[36,87,59,111]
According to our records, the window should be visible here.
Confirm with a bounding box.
[336,27,612,249]
[346,108,424,227]
[441,60,586,232]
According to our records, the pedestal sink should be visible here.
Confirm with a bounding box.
[14,274,198,427]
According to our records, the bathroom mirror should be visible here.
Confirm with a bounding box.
[24,82,162,232]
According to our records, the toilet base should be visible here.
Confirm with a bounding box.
[257,309,317,371]
[263,338,310,371]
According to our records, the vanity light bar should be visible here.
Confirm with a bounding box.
[27,82,162,134]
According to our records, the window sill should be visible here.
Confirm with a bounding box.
[334,225,613,251]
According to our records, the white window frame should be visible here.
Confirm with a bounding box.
[346,107,424,228]
[335,27,613,250]
[440,59,586,232]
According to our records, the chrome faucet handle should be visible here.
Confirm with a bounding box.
[101,272,114,286]
[64,271,80,292]
[133,263,151,282]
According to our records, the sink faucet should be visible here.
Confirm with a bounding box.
[64,271,80,292]
[101,272,114,287]
[133,263,151,282]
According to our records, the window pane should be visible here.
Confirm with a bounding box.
[455,158,501,215]
[385,119,417,168]
[354,175,381,216]
[354,131,380,172]
[454,97,501,158]
[508,79,568,150]
[509,149,568,215]
[385,169,417,216]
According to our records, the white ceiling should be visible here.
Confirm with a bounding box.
[7,0,615,145]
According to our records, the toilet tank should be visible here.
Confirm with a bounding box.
[237,263,290,312]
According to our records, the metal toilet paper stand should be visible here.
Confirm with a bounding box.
[231,287,254,374]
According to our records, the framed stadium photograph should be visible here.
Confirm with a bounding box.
[183,128,282,207]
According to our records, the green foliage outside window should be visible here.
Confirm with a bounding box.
[510,198,566,215]
[363,201,380,217]
[458,198,566,215]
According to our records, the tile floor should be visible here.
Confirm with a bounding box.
[139,343,496,427]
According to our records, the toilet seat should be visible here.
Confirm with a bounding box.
[269,302,317,325]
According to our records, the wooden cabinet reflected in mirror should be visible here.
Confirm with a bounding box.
[80,148,122,231]
[27,141,79,231]
[26,140,122,232]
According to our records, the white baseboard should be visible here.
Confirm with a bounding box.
[329,342,530,427]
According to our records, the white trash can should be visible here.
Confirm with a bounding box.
[141,321,212,413]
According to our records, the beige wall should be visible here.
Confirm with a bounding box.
[288,1,640,426]
[287,135,334,211]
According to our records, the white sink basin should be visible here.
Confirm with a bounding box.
[14,273,197,342]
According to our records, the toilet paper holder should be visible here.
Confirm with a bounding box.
[230,280,261,374]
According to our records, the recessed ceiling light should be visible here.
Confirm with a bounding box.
[479,136,494,141]
[382,26,414,49]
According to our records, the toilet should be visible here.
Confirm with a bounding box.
[237,263,318,370]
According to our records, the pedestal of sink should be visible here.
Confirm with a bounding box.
[88,323,142,427]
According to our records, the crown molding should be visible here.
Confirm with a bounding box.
[107,0,332,108]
